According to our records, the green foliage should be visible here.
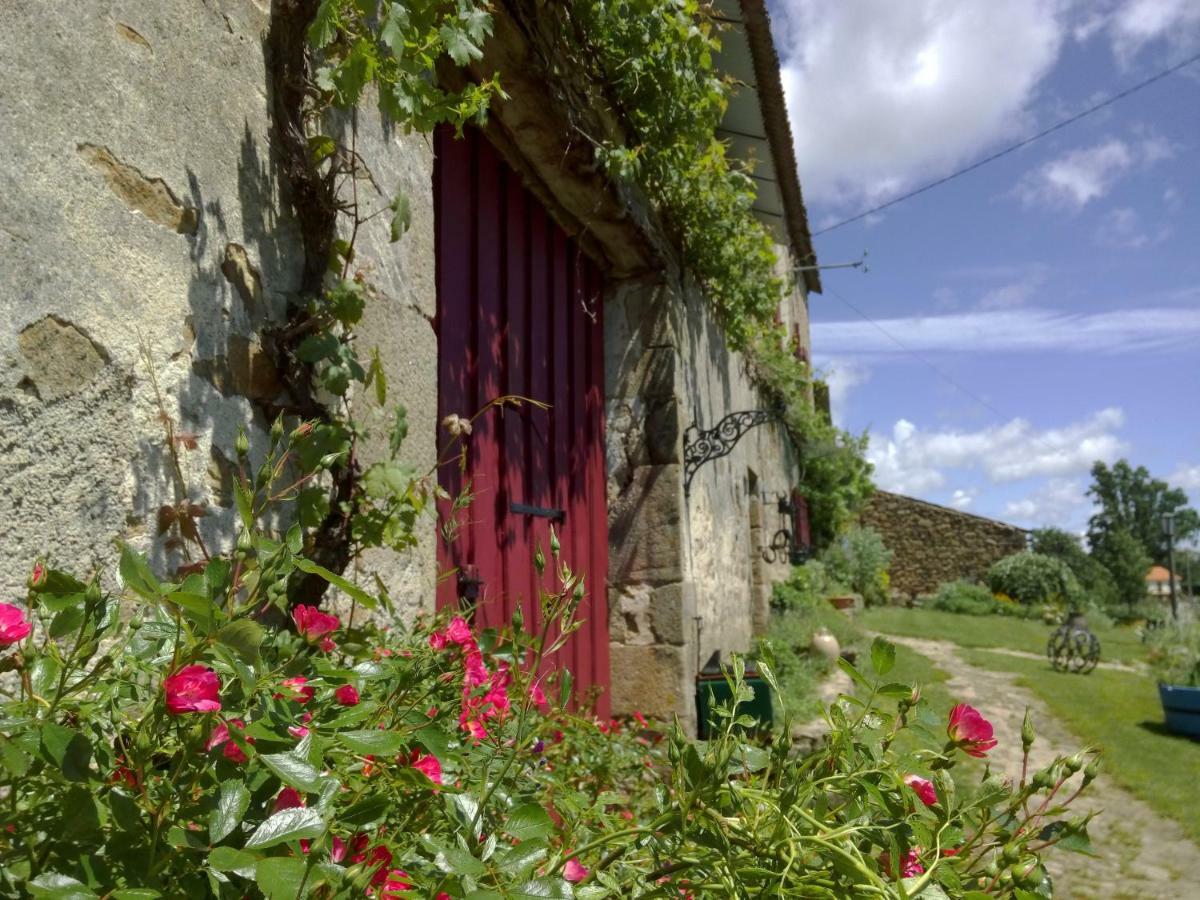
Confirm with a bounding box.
[1086,459,1200,564]
[309,0,500,130]
[1145,623,1200,686]
[931,580,1001,616]
[822,525,893,607]
[1030,528,1119,612]
[1091,527,1152,613]
[769,560,834,613]
[567,1,873,544]
[986,552,1079,607]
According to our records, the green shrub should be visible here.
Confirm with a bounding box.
[1030,528,1120,612]
[770,560,835,613]
[822,525,893,607]
[1146,623,1200,686]
[930,580,997,616]
[986,552,1079,606]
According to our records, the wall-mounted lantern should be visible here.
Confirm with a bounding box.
[760,492,809,565]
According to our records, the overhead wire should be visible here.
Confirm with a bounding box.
[811,51,1200,237]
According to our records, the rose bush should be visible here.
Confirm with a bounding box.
[0,429,1099,898]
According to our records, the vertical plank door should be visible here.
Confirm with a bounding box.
[434,125,611,717]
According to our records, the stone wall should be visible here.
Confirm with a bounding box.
[859,491,1028,598]
[605,254,808,732]
[0,1,439,619]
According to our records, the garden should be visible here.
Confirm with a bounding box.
[764,521,1200,899]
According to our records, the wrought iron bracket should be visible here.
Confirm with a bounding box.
[683,408,779,495]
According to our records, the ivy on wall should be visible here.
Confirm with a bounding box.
[267,0,870,592]
[564,1,873,542]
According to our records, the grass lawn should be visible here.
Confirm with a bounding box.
[962,648,1200,845]
[860,607,1147,665]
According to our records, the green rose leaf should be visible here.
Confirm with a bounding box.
[337,729,405,756]
[259,751,324,793]
[40,723,92,781]
[208,846,260,875]
[244,807,326,850]
[27,874,98,899]
[215,619,264,664]
[255,857,308,899]
[210,779,251,844]
[504,803,554,842]
[870,636,896,677]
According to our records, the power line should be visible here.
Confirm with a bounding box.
[822,285,1011,424]
[811,51,1200,238]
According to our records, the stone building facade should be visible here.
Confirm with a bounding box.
[0,0,818,732]
[859,491,1029,599]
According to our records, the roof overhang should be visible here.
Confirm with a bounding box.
[713,0,821,293]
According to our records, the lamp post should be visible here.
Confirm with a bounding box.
[1163,512,1178,621]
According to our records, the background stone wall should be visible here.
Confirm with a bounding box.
[605,254,808,732]
[859,491,1028,598]
[0,1,439,620]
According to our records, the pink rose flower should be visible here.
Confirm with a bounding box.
[410,750,443,785]
[0,603,33,646]
[947,703,998,758]
[319,636,337,653]
[288,724,310,739]
[429,630,450,651]
[445,616,473,646]
[206,719,252,764]
[563,858,589,882]
[380,868,413,898]
[880,847,924,878]
[903,774,938,806]
[335,684,360,706]
[164,665,221,715]
[529,681,548,707]
[278,676,314,704]
[463,648,488,689]
[272,787,304,812]
[292,604,340,642]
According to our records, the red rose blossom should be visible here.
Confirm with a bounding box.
[272,787,304,813]
[380,868,413,898]
[292,604,340,642]
[335,684,360,706]
[0,603,33,646]
[410,750,442,785]
[903,773,938,806]
[563,858,589,882]
[880,847,924,878]
[163,665,221,715]
[947,703,998,758]
[278,676,314,704]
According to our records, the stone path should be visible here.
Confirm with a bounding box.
[888,635,1200,899]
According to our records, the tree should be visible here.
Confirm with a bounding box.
[1085,460,1200,564]
[1092,527,1152,613]
[1030,527,1118,610]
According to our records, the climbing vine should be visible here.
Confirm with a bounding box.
[560,0,873,540]
[255,0,499,603]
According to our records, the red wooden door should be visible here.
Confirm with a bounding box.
[434,125,610,717]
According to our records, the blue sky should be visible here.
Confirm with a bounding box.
[769,0,1200,534]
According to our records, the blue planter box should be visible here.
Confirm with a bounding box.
[1159,682,1200,739]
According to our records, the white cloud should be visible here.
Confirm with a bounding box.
[1014,136,1171,209]
[868,408,1127,495]
[821,359,871,427]
[1106,0,1200,63]
[813,305,1200,356]
[1170,464,1200,490]
[949,487,978,509]
[976,265,1050,310]
[1094,206,1170,248]
[1004,478,1092,526]
[773,0,1067,208]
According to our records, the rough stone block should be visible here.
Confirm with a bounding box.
[17,316,109,401]
[608,463,684,584]
[609,643,693,732]
[649,581,695,645]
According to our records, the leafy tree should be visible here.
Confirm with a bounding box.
[986,552,1078,606]
[1092,527,1152,612]
[1086,460,1199,563]
[1030,527,1118,610]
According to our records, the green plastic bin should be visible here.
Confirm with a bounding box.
[695,656,774,739]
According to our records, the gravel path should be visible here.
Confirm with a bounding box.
[889,635,1200,899]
